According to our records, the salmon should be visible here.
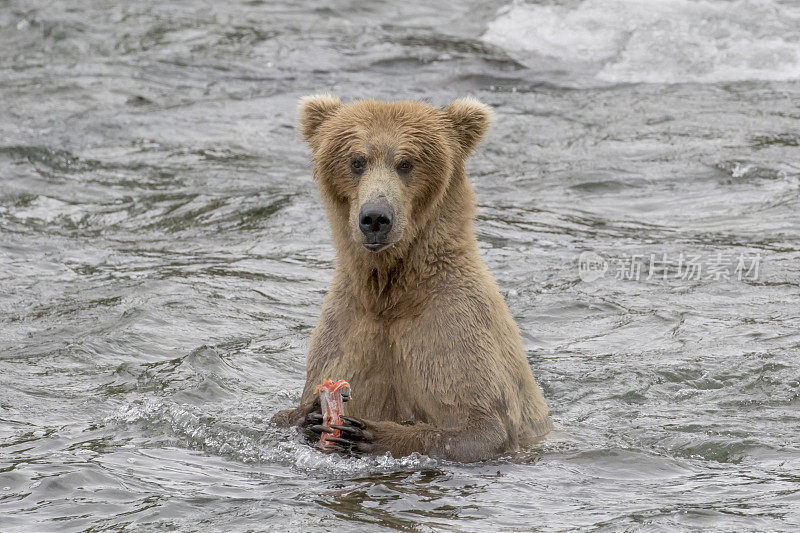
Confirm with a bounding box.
[313,378,351,448]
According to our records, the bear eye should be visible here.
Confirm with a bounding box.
[396,159,413,174]
[350,155,366,175]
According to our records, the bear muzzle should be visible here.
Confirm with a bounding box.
[358,200,394,252]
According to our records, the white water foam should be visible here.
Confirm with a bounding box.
[482,0,800,84]
[110,398,441,476]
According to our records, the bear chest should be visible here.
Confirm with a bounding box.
[336,317,432,424]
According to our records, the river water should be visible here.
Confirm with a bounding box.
[1,0,799,531]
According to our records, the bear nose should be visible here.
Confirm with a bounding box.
[358,202,393,240]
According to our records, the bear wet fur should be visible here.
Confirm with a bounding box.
[271,95,551,461]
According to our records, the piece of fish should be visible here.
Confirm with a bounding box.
[313,378,351,448]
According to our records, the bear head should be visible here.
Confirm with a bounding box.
[298,95,490,261]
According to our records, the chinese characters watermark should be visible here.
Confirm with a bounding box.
[578,251,761,282]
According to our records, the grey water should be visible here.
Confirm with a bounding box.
[1,0,799,530]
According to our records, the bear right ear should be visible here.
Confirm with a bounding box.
[443,97,492,156]
[298,94,342,144]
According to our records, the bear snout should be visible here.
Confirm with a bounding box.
[358,200,394,251]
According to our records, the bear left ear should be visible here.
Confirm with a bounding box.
[443,97,492,155]
[298,94,342,144]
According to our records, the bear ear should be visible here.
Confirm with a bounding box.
[443,97,492,155]
[298,94,342,144]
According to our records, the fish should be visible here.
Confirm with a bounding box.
[313,378,351,448]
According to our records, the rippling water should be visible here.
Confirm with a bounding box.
[1,0,799,530]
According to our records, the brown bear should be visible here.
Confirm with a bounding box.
[271,95,551,462]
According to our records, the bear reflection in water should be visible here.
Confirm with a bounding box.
[271,95,551,462]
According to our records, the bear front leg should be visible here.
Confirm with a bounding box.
[315,415,508,462]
